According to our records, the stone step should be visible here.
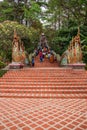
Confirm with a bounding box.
[1,74,87,78]
[9,72,86,74]
[0,93,87,98]
[3,74,87,79]
[0,79,87,82]
[0,85,87,88]
[0,82,87,85]
[1,77,87,80]
[0,65,87,99]
[0,88,87,94]
[3,70,84,72]
[6,67,85,70]
[6,73,86,75]
[3,70,86,73]
[0,85,87,90]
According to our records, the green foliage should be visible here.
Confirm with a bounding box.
[0,0,87,65]
[0,70,7,77]
[45,0,87,30]
[0,20,41,61]
[0,61,6,69]
[46,23,87,64]
[80,24,87,64]
[85,64,87,70]
[48,27,78,55]
[23,1,41,27]
[0,0,42,27]
[0,21,28,61]
[0,1,14,22]
[27,46,35,54]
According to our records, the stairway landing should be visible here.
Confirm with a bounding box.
[0,98,87,130]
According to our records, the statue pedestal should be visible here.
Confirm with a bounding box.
[61,63,86,69]
[9,62,24,69]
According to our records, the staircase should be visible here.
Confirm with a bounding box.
[0,68,87,98]
[34,55,58,67]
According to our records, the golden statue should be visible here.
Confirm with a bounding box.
[12,30,26,63]
[61,27,83,65]
[67,27,82,64]
[74,27,82,62]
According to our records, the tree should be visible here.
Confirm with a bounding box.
[45,0,87,30]
[23,1,41,26]
[0,21,41,61]
[0,0,42,27]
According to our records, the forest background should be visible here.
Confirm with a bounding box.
[0,0,87,69]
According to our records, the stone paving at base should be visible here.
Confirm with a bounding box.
[0,98,87,130]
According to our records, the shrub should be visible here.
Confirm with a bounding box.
[85,64,87,70]
[0,20,40,62]
[0,70,7,77]
[0,61,6,69]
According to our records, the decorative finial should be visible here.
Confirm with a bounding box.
[14,29,17,39]
[77,27,80,36]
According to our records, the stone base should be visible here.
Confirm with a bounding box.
[61,63,86,69]
[9,62,24,69]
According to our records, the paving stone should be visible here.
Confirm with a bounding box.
[0,56,87,129]
[0,99,87,129]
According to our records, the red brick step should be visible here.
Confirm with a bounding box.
[0,62,87,98]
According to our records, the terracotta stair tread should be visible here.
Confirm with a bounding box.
[3,70,85,72]
[0,85,87,88]
[3,70,86,72]
[0,88,87,90]
[0,80,87,82]
[0,89,87,93]
[1,77,87,79]
[0,82,87,85]
[0,86,87,89]
[0,93,87,98]
[0,57,87,98]
[3,75,87,78]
